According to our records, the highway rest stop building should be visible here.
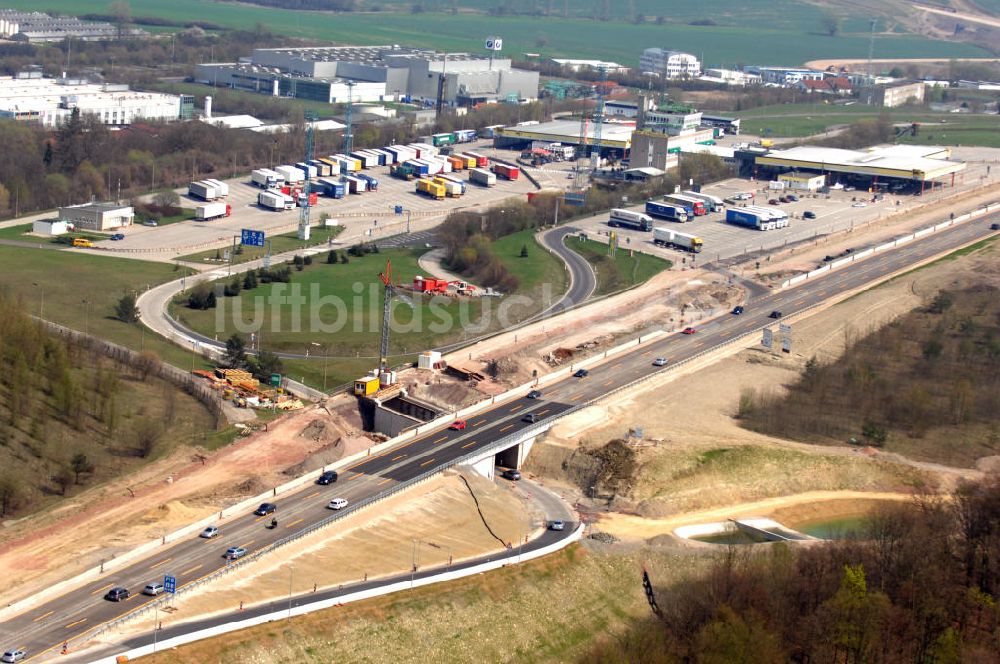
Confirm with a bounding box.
[751,145,967,195]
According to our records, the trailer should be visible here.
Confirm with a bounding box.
[436,173,467,195]
[309,160,332,177]
[469,168,497,187]
[258,190,294,211]
[431,132,456,147]
[682,190,725,213]
[414,158,443,176]
[333,155,359,172]
[368,149,390,166]
[404,160,429,176]
[726,208,786,231]
[341,174,368,194]
[454,129,477,143]
[432,176,463,197]
[653,227,702,253]
[297,192,319,207]
[447,156,466,171]
[663,194,707,216]
[276,165,305,185]
[645,201,689,223]
[195,202,232,221]
[416,178,445,200]
[429,156,452,173]
[463,151,489,168]
[317,158,341,176]
[316,178,346,198]
[409,143,438,158]
[295,162,318,179]
[492,163,520,180]
[356,173,380,192]
[609,208,653,231]
[349,151,377,169]
[251,168,283,189]
[188,180,220,201]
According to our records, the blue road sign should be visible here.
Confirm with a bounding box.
[164,574,177,594]
[564,192,586,207]
[241,229,266,247]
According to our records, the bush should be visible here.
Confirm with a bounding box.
[186,283,217,310]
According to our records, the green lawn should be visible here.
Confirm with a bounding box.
[6,2,987,66]
[492,228,569,298]
[178,224,345,266]
[565,236,671,296]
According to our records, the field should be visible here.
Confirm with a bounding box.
[4,2,987,66]
[564,236,672,296]
[490,228,569,300]
[178,224,345,266]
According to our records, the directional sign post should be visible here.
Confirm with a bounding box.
[241,229,266,247]
[762,328,773,349]
[164,574,177,594]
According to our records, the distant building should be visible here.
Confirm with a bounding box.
[871,82,925,107]
[747,67,823,86]
[32,219,68,236]
[630,127,716,170]
[548,59,630,75]
[59,203,134,231]
[778,171,826,191]
[798,77,853,95]
[700,68,761,86]
[639,48,701,78]
[0,9,146,42]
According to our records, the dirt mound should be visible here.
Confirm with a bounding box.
[282,439,348,477]
[139,500,204,526]
[299,419,340,446]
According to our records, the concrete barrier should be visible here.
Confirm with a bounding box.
[852,248,874,260]
[830,256,853,269]
[894,235,913,247]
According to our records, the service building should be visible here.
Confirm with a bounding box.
[58,203,134,231]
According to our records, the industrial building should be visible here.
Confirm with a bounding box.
[547,58,630,74]
[700,68,762,86]
[0,74,188,127]
[495,120,635,161]
[630,128,718,170]
[870,82,925,107]
[196,45,539,107]
[0,9,146,41]
[58,203,134,231]
[747,66,824,86]
[754,145,966,194]
[639,48,701,78]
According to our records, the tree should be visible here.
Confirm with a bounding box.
[70,452,94,484]
[224,277,242,297]
[0,474,25,517]
[520,243,529,258]
[247,349,282,382]
[134,419,163,458]
[152,190,180,215]
[134,350,162,381]
[821,12,841,36]
[114,293,140,323]
[243,269,258,290]
[52,466,74,495]
[223,334,247,369]
[110,0,132,39]
[326,250,338,264]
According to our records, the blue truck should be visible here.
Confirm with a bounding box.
[645,201,690,223]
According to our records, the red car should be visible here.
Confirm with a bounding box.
[682,327,697,335]
[450,420,467,430]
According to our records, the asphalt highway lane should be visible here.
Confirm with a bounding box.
[3,213,996,660]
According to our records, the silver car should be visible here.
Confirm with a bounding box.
[143,582,164,596]
[2,650,26,663]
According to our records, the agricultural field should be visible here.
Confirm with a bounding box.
[0,1,987,66]
[564,236,672,297]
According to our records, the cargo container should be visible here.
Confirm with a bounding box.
[433,176,463,197]
[609,208,653,231]
[353,375,380,396]
[188,180,220,201]
[309,160,332,177]
[390,164,417,180]
[451,154,474,169]
[251,168,283,189]
[645,201,689,223]
[317,158,341,176]
[725,208,788,231]
[195,202,231,221]
[653,227,702,253]
[416,178,445,200]
[295,162,318,179]
[409,143,438,158]
[356,173,380,191]
[259,190,295,210]
[341,174,368,194]
[447,156,466,171]
[663,194,707,216]
[682,190,725,213]
[414,158,443,176]
[349,151,376,169]
[431,132,456,147]
[368,149,390,166]
[492,163,520,180]
[464,151,489,168]
[316,178,346,198]
[276,165,305,185]
[454,129,477,143]
[404,160,429,176]
[436,173,467,195]
[333,155,359,172]
[429,156,452,173]
[469,168,496,187]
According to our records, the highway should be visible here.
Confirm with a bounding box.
[3,212,997,660]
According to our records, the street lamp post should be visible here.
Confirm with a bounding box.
[31,282,44,318]
[311,342,329,392]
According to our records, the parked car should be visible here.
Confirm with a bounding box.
[316,470,339,485]
[768,199,780,205]
[449,420,467,430]
[779,195,791,203]
[844,186,856,192]
[526,390,542,399]
[733,192,754,200]
[254,503,276,516]
[110,233,125,241]
[327,498,349,510]
[732,305,744,315]
[104,587,130,602]
[852,201,867,208]
[548,520,565,531]
[803,211,816,219]
[786,194,799,201]
[200,526,219,539]
[224,547,247,560]
[501,469,521,481]
[143,583,164,597]
[991,223,1000,230]
[769,310,783,319]
[682,327,697,335]
[522,413,539,424]
[652,357,668,367]
[142,219,158,227]
[573,369,589,378]
[1,650,26,663]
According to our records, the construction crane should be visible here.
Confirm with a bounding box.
[298,113,316,241]
[377,258,396,379]
[590,64,608,171]
[342,80,355,153]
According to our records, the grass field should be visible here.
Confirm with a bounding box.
[490,228,569,302]
[178,224,345,266]
[565,236,671,296]
[11,2,988,66]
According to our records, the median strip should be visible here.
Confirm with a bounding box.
[378,478,393,486]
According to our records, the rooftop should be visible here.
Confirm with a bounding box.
[759,144,964,179]
[0,77,177,113]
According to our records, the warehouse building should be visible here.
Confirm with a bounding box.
[869,82,925,107]
[630,128,718,170]
[495,119,634,161]
[58,203,134,231]
[0,75,186,127]
[754,145,966,194]
[0,9,146,41]
[639,48,700,78]
[197,45,539,107]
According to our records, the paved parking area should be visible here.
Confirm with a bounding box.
[99,145,537,258]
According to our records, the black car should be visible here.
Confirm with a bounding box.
[573,369,589,378]
[316,470,339,485]
[526,390,542,399]
[254,503,277,516]
[991,223,1000,231]
[803,211,816,219]
[769,310,783,319]
[501,469,521,481]
[522,413,539,424]
[732,305,744,315]
[105,587,130,602]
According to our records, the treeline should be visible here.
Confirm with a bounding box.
[228,0,357,9]
[583,477,1000,663]
[0,293,212,517]
[740,286,1000,449]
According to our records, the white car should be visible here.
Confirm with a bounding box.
[200,526,220,539]
[143,582,164,596]
[327,498,349,510]
[1,650,26,663]
[851,201,867,208]
[652,357,668,367]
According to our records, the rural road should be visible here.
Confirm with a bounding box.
[5,209,997,662]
